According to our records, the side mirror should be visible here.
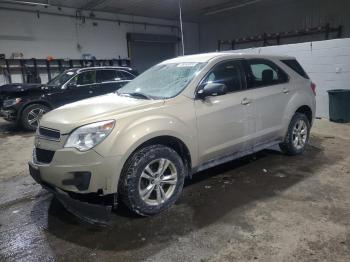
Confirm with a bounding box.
[65,82,77,89]
[197,82,228,99]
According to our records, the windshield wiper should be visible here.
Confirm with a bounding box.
[119,92,152,100]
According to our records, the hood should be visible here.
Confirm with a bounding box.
[0,83,43,94]
[40,93,164,134]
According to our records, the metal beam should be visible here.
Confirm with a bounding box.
[0,6,180,31]
[0,0,49,7]
[79,0,108,10]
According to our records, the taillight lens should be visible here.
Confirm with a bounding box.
[311,82,316,95]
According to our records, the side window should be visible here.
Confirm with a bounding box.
[246,60,288,88]
[96,70,119,83]
[281,59,309,79]
[117,71,135,80]
[202,61,243,93]
[76,71,96,86]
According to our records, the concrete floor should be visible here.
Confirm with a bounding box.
[0,118,350,262]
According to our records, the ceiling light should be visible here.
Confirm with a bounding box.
[0,0,50,7]
[204,0,261,16]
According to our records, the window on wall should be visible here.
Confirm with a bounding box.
[246,59,288,88]
[202,61,244,93]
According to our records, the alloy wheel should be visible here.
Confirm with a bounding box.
[27,108,46,128]
[292,119,308,150]
[138,158,178,206]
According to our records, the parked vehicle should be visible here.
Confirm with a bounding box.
[0,66,137,131]
[29,53,316,221]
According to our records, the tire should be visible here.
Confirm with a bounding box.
[21,104,50,131]
[119,144,186,216]
[279,113,311,155]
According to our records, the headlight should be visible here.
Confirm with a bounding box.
[64,120,115,151]
[3,98,22,107]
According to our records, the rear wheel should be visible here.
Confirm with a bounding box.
[279,113,310,155]
[119,144,186,216]
[21,104,50,131]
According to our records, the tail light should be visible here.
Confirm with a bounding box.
[310,82,316,95]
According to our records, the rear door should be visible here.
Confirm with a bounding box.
[243,59,291,147]
[116,70,135,87]
[95,69,135,96]
[195,60,256,164]
[95,69,120,95]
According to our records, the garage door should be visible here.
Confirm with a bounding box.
[127,33,179,73]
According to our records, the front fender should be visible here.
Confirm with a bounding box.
[16,97,54,119]
[94,113,198,167]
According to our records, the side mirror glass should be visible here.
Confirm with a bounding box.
[197,82,228,99]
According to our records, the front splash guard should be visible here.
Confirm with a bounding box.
[52,187,112,225]
[29,161,112,224]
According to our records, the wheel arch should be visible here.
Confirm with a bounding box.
[282,87,315,137]
[18,100,53,119]
[123,135,192,177]
[295,105,313,125]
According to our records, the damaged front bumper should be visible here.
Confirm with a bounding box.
[28,161,113,224]
[0,108,17,121]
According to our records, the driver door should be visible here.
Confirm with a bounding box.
[194,60,256,164]
[51,70,97,107]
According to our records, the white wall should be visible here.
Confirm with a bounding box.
[0,6,199,85]
[0,7,199,59]
[230,38,350,118]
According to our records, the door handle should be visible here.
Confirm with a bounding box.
[89,90,93,94]
[282,88,290,94]
[241,98,252,105]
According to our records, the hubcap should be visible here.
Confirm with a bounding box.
[138,158,178,206]
[292,119,308,150]
[27,108,46,128]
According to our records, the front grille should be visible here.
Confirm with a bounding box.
[38,127,61,141]
[0,95,6,107]
[0,94,11,107]
[35,148,55,164]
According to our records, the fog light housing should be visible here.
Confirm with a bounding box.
[62,172,91,191]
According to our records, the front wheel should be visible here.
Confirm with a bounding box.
[279,113,310,155]
[21,104,50,131]
[119,144,186,216]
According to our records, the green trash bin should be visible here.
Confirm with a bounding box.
[328,89,350,123]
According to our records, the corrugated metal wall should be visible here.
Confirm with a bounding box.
[199,0,350,52]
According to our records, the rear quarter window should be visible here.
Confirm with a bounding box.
[281,59,309,79]
[245,59,289,88]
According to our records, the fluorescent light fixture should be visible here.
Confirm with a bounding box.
[0,0,49,7]
[204,0,261,15]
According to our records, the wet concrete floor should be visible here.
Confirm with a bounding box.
[0,120,350,261]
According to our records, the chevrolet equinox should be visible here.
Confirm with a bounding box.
[29,53,316,218]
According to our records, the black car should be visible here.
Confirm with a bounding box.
[0,66,137,131]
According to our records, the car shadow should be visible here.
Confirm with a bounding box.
[31,136,335,256]
[0,120,33,138]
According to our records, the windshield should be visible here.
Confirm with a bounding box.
[47,70,76,86]
[118,62,205,99]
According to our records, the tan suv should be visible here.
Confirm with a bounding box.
[29,53,316,219]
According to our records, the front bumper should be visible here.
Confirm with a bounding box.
[29,130,125,222]
[31,143,123,194]
[29,162,112,223]
[0,108,17,121]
